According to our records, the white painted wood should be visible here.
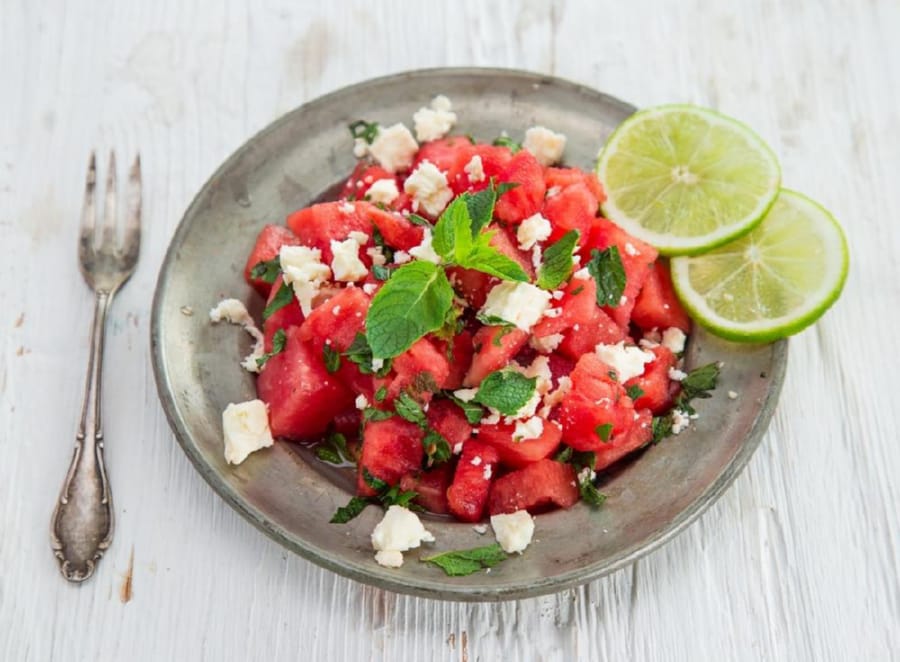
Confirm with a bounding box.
[1,0,897,659]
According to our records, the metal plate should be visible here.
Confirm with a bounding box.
[150,68,787,601]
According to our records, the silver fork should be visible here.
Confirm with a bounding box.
[50,151,141,582]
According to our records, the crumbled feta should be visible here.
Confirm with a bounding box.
[453,388,479,402]
[404,160,453,216]
[339,201,355,214]
[353,137,369,158]
[366,246,387,266]
[595,341,655,382]
[363,283,378,295]
[624,242,640,257]
[222,400,273,464]
[531,245,543,271]
[393,250,411,265]
[522,126,566,166]
[330,235,368,283]
[483,464,493,480]
[540,375,572,417]
[408,228,441,264]
[619,295,628,306]
[464,155,485,183]
[522,355,553,395]
[513,416,544,441]
[530,333,564,354]
[453,441,464,454]
[480,282,552,331]
[517,213,552,250]
[671,409,691,435]
[661,327,687,354]
[209,298,265,373]
[728,390,739,400]
[471,455,483,467]
[366,178,400,206]
[573,267,591,280]
[371,357,384,372]
[372,505,435,567]
[481,409,501,425]
[577,466,597,484]
[552,290,564,300]
[355,394,368,410]
[280,245,332,316]
[490,510,535,554]
[668,367,688,382]
[368,123,418,173]
[472,524,488,535]
[374,550,404,568]
[542,307,562,319]
[413,95,458,142]
[546,185,561,198]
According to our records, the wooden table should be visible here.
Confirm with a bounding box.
[2,1,897,659]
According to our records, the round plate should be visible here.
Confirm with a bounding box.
[151,68,787,601]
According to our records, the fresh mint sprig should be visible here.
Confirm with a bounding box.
[587,246,626,308]
[421,543,508,576]
[472,369,537,416]
[537,230,579,290]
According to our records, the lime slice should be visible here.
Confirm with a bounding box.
[597,104,781,255]
[670,189,849,342]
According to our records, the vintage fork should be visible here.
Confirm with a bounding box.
[50,152,141,582]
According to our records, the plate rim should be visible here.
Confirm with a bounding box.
[150,66,788,601]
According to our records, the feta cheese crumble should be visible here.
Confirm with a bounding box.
[668,367,688,382]
[479,281,552,331]
[279,245,332,316]
[393,250,412,265]
[371,505,435,568]
[368,123,418,173]
[222,400,273,464]
[366,178,400,206]
[412,95,458,142]
[453,388,478,402]
[355,394,368,410]
[516,213,552,250]
[530,332,564,354]
[573,267,591,280]
[661,327,687,354]
[490,510,535,554]
[330,234,368,283]
[728,390,739,400]
[404,160,453,216]
[209,298,265,373]
[366,246,387,266]
[464,154,485,183]
[513,416,544,441]
[408,228,441,264]
[594,341,655,382]
[671,409,691,435]
[522,126,566,166]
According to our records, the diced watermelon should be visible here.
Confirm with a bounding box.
[357,417,424,497]
[446,441,500,522]
[262,275,304,351]
[487,459,579,515]
[464,325,529,387]
[631,260,692,333]
[447,266,495,310]
[624,345,678,414]
[354,201,424,251]
[332,408,362,438]
[543,166,606,204]
[426,398,473,449]
[588,218,659,329]
[433,330,474,390]
[594,408,653,471]
[532,278,624,357]
[256,327,353,440]
[386,337,451,403]
[461,144,514,192]
[477,418,563,468]
[413,136,474,193]
[494,150,546,224]
[340,162,396,200]
[244,225,301,297]
[399,464,452,514]
[541,182,598,248]
[487,224,536,279]
[286,202,372,264]
[297,286,370,354]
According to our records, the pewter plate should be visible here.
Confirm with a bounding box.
[150,68,787,601]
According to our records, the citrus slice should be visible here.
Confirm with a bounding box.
[670,189,849,342]
[596,104,781,255]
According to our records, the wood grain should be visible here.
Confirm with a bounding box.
[1,1,897,660]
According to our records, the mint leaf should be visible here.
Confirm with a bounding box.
[362,468,388,492]
[626,385,645,400]
[262,280,294,320]
[373,264,394,281]
[465,242,529,282]
[678,363,720,403]
[395,392,427,427]
[651,415,673,444]
[349,119,379,144]
[492,325,514,347]
[407,213,433,228]
[343,333,393,377]
[432,196,474,261]
[255,328,287,369]
[537,230,579,290]
[323,344,341,374]
[595,423,613,443]
[580,480,607,507]
[464,180,515,236]
[422,429,451,465]
[553,446,573,463]
[363,407,393,423]
[365,261,455,359]
[473,370,537,416]
[374,385,388,402]
[446,394,485,425]
[492,135,521,152]
[316,432,353,465]
[587,246,626,307]
[329,496,371,524]
[421,543,508,577]
[378,484,420,509]
[250,257,281,285]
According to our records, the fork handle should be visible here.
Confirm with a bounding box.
[51,290,115,582]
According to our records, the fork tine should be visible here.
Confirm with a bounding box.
[101,151,117,247]
[122,154,142,255]
[80,152,97,235]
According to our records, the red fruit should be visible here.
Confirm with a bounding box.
[256,327,353,441]
[261,275,304,352]
[355,201,424,251]
[624,345,678,414]
[542,182,598,248]
[357,418,424,497]
[413,136,475,191]
[532,278,624,358]
[543,166,606,204]
[433,330,474,390]
[494,150,546,224]
[387,337,451,403]
[477,418,563,468]
[631,260,692,334]
[447,266,495,310]
[487,459,580,515]
[594,408,653,471]
[426,398,473,449]
[399,464,453,514]
[463,144,514,191]
[558,353,634,451]
[447,441,500,522]
[297,286,370,355]
[340,162,396,199]
[487,224,536,279]
[286,202,372,264]
[332,408,362,438]
[464,325,529,387]
[244,225,301,297]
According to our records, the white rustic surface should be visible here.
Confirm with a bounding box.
[1,1,897,660]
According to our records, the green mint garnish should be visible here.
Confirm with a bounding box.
[421,543,508,577]
[472,369,537,416]
[537,230,579,290]
[349,120,379,144]
[373,264,394,281]
[315,432,353,465]
[492,135,522,152]
[422,429,451,466]
[323,344,341,374]
[343,332,393,377]
[587,246,627,308]
[250,257,281,285]
[395,392,427,427]
[626,385,645,400]
[374,385,388,402]
[255,328,287,369]
[262,280,294,321]
[446,393,485,425]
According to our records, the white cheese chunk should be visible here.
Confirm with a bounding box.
[540,375,572,418]
[464,154,485,183]
[572,267,591,280]
[408,228,442,264]
[222,400,274,465]
[513,416,544,441]
[453,388,478,402]
[479,281,552,332]
[366,178,400,206]
[373,550,404,568]
[330,235,368,283]
[413,95,458,142]
[530,333,564,354]
[668,367,687,382]
[368,123,418,173]
[517,213,552,250]
[371,505,435,568]
[403,160,453,216]
[279,245,332,316]
[490,510,535,554]
[671,409,691,435]
[209,298,265,373]
[594,341,655,382]
[366,246,387,266]
[661,327,687,354]
[523,126,566,166]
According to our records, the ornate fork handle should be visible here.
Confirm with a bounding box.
[50,290,115,581]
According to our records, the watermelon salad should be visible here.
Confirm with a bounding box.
[210,95,719,572]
